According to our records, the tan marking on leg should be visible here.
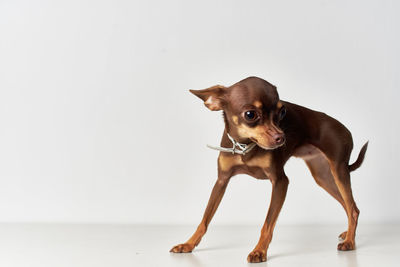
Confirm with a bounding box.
[171,172,232,253]
[248,175,289,263]
[329,163,359,251]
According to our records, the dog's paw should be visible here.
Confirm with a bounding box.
[337,240,355,251]
[338,231,347,240]
[170,243,194,253]
[247,249,267,263]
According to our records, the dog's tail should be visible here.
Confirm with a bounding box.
[349,141,369,172]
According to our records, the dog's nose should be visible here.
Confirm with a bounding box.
[273,133,285,145]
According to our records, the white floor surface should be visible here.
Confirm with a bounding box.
[0,224,398,267]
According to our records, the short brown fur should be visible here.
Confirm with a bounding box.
[171,76,368,263]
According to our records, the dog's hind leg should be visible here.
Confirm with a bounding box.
[329,162,360,250]
[298,145,350,240]
[305,154,345,207]
[305,155,354,240]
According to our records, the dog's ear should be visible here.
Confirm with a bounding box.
[189,85,226,111]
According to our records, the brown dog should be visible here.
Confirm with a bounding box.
[170,76,368,263]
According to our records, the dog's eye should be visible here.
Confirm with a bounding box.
[244,110,258,121]
[279,106,286,120]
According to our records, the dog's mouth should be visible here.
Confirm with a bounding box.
[257,143,284,150]
[250,137,285,150]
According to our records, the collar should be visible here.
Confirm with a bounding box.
[207,133,257,155]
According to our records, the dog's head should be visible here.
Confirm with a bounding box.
[190,76,286,150]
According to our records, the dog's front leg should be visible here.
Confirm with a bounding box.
[247,171,289,263]
[170,160,233,253]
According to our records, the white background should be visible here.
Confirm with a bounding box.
[0,0,398,226]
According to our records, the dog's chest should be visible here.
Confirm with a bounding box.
[244,152,273,168]
[218,151,273,179]
[242,152,273,179]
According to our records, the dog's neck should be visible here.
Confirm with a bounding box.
[207,132,257,155]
